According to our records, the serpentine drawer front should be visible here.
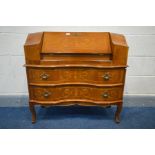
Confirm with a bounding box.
[24,32,129,124]
[30,85,123,102]
[28,68,125,85]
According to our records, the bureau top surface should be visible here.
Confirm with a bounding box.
[41,32,112,54]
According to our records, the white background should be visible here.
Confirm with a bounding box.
[0,0,155,155]
[0,130,154,155]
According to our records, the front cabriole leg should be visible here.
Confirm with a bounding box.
[29,102,36,124]
[115,102,123,123]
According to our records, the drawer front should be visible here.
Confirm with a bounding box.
[30,85,123,102]
[28,68,125,85]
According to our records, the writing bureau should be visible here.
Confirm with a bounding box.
[24,32,129,123]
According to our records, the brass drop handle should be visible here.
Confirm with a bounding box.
[40,73,49,80]
[103,73,111,81]
[102,92,109,98]
[43,91,51,98]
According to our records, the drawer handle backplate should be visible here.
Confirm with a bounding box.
[102,92,109,98]
[40,73,49,80]
[102,73,111,81]
[43,91,51,98]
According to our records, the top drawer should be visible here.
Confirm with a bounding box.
[27,68,125,85]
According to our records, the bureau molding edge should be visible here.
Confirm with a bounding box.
[29,99,123,106]
[29,83,124,87]
[24,64,128,69]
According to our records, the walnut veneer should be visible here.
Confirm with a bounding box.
[24,32,129,123]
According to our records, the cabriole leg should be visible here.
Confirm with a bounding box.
[29,102,36,124]
[115,103,122,123]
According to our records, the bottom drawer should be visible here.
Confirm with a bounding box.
[30,85,123,103]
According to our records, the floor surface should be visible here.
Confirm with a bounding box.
[0,106,155,129]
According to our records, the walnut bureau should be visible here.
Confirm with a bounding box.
[24,32,129,123]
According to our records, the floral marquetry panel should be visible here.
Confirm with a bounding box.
[41,32,112,54]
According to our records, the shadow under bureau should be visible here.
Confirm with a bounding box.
[24,32,129,123]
